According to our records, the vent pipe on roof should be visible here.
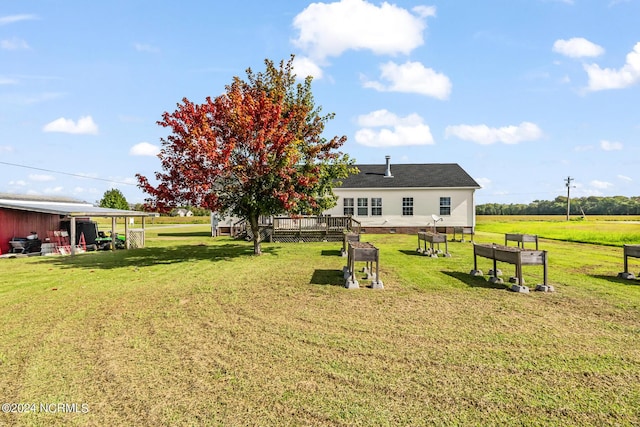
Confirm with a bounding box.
[384,155,393,178]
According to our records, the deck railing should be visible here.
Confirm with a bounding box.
[232,215,359,242]
[272,216,359,233]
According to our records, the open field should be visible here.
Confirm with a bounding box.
[93,215,212,227]
[478,215,640,246]
[1,219,639,426]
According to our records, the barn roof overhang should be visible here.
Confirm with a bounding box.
[0,199,157,218]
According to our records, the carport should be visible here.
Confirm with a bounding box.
[0,197,156,256]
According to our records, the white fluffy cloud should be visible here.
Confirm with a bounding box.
[292,56,323,80]
[29,174,55,182]
[553,37,604,58]
[1,37,29,50]
[357,109,423,127]
[130,142,160,156]
[43,186,64,194]
[445,122,543,145]
[292,0,433,61]
[585,42,640,91]
[0,14,37,26]
[354,109,434,147]
[43,116,98,135]
[618,174,632,182]
[591,180,613,189]
[600,140,623,151]
[609,0,630,6]
[133,43,160,53]
[362,61,452,100]
[0,76,18,85]
[474,177,490,189]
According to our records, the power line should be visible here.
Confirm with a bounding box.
[0,160,137,186]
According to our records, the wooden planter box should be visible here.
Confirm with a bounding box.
[471,243,549,292]
[345,242,383,289]
[618,244,640,279]
[417,231,449,257]
[504,233,539,250]
[452,227,474,242]
[341,232,361,256]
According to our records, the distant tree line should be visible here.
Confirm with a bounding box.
[129,203,211,216]
[477,196,640,216]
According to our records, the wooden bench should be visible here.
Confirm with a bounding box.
[617,244,640,279]
[470,243,551,293]
[417,231,450,257]
[504,233,538,250]
[344,242,383,289]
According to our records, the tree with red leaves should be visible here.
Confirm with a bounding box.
[137,57,355,254]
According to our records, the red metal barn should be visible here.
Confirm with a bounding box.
[0,207,62,254]
[0,196,155,255]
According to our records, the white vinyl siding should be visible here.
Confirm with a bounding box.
[324,189,476,229]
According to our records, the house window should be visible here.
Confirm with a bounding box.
[357,198,368,216]
[371,198,382,216]
[343,198,354,216]
[440,197,451,216]
[402,197,414,216]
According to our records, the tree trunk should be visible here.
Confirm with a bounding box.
[249,214,262,255]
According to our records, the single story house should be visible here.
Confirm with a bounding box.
[213,156,481,237]
[0,194,156,255]
[322,156,481,234]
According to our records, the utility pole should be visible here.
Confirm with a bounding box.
[565,176,574,221]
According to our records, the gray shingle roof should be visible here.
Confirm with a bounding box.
[337,163,481,189]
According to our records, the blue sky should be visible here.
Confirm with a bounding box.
[1,0,639,205]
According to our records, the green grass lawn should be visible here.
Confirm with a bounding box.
[1,219,639,426]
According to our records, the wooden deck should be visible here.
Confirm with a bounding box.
[234,216,361,243]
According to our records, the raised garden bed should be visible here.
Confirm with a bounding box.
[504,233,539,250]
[470,243,551,293]
[417,231,450,257]
[341,232,360,257]
[344,241,383,290]
[617,244,640,279]
[452,226,474,242]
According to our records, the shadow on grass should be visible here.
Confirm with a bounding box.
[156,231,215,237]
[310,269,344,286]
[320,249,342,257]
[398,249,423,257]
[590,274,640,286]
[442,271,509,290]
[39,243,279,270]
